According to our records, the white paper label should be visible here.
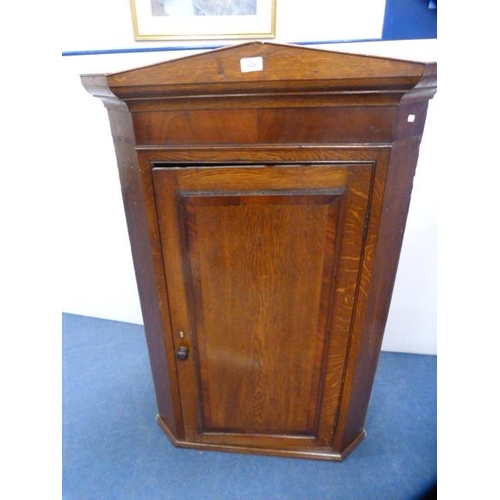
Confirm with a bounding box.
[240,57,264,73]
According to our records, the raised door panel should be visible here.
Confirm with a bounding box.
[152,164,372,455]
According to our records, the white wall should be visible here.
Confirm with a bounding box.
[61,2,437,355]
[62,0,386,52]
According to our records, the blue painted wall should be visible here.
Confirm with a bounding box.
[383,0,437,40]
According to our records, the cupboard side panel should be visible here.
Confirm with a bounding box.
[107,109,183,437]
[334,138,424,451]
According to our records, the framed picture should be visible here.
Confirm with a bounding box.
[130,0,277,41]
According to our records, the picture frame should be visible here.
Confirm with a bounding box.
[130,0,277,41]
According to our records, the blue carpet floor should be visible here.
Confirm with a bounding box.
[62,313,436,500]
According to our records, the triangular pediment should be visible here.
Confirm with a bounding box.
[82,42,436,105]
[107,41,427,88]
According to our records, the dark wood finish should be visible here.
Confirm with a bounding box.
[82,42,436,461]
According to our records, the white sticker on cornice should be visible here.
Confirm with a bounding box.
[240,57,264,73]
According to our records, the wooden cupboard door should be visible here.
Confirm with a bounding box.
[152,164,372,453]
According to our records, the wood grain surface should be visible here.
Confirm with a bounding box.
[81,42,436,460]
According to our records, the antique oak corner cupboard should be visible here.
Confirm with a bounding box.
[81,42,436,461]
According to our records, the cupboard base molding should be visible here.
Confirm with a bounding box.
[156,414,366,462]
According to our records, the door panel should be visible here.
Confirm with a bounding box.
[152,164,372,450]
[183,190,342,436]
